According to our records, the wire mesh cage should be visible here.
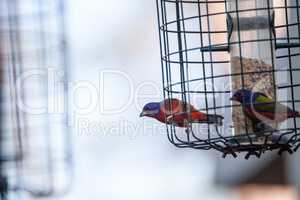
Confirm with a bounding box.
[0,0,72,199]
[156,0,300,159]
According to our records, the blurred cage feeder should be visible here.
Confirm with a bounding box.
[0,0,73,199]
[156,0,300,159]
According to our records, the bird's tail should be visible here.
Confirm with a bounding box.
[295,111,300,118]
[206,114,224,126]
[290,111,300,118]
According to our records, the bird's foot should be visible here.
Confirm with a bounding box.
[254,122,275,134]
[294,143,300,152]
[245,150,262,160]
[222,150,238,159]
[278,145,293,156]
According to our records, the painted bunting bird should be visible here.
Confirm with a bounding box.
[230,89,300,126]
[140,98,224,127]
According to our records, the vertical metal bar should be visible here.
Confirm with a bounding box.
[0,2,7,197]
[197,0,211,140]
[7,0,24,195]
[157,0,172,143]
[179,0,191,142]
[284,0,297,141]
[233,0,252,143]
[57,0,74,189]
[161,0,176,144]
[175,0,187,105]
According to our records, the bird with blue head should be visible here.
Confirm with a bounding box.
[231,89,300,125]
[139,102,161,118]
[140,99,224,127]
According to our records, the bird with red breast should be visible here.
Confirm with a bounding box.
[140,98,224,127]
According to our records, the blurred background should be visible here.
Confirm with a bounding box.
[0,0,300,199]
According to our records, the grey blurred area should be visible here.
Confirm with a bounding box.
[0,0,72,199]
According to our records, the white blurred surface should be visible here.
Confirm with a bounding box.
[57,0,233,199]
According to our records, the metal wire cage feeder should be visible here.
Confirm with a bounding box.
[0,0,72,199]
[156,0,300,159]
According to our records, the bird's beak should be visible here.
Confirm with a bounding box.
[140,112,145,117]
[230,97,234,101]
